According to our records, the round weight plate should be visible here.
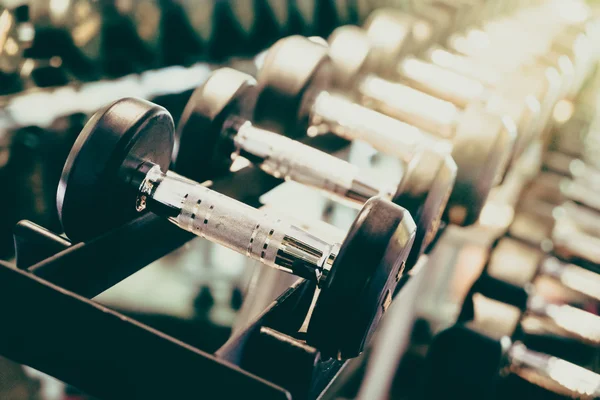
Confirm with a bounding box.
[174,68,255,183]
[57,98,174,242]
[254,35,332,138]
[448,103,515,226]
[327,25,376,90]
[394,150,456,269]
[307,197,416,359]
[364,9,416,76]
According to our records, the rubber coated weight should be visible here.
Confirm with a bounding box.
[178,67,447,268]
[57,98,174,242]
[255,36,455,260]
[394,150,456,266]
[254,35,333,137]
[307,196,416,359]
[173,69,253,182]
[448,102,515,225]
[362,10,417,76]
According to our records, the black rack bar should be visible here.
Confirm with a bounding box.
[0,260,291,400]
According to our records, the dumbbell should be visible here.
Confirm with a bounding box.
[174,67,455,269]
[542,151,600,192]
[464,236,600,345]
[253,35,515,226]
[520,170,600,225]
[56,97,416,359]
[509,198,600,275]
[328,24,548,170]
[426,321,600,399]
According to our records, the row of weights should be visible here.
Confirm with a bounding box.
[0,0,365,94]
[51,1,597,363]
[348,223,599,399]
[334,76,600,397]
[0,0,545,95]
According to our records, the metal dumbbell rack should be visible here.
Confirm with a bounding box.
[0,56,424,399]
[1,127,360,399]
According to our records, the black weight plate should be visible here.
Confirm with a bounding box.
[393,150,456,269]
[173,68,255,183]
[254,35,333,138]
[423,324,506,399]
[307,197,416,359]
[57,98,173,242]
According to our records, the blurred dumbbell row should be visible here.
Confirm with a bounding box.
[0,0,365,94]
[0,0,542,95]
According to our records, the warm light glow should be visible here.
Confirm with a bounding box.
[0,10,12,56]
[412,20,432,44]
[3,36,17,56]
[553,0,590,24]
[552,100,575,123]
[254,49,268,69]
[558,55,575,78]
[230,157,251,172]
[451,28,490,55]
[50,0,71,19]
[478,202,514,229]
[72,15,101,48]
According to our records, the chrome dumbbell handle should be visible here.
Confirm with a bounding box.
[540,257,600,302]
[397,56,490,108]
[139,165,339,285]
[310,91,451,163]
[526,295,600,344]
[357,74,461,138]
[232,121,392,205]
[508,342,600,399]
